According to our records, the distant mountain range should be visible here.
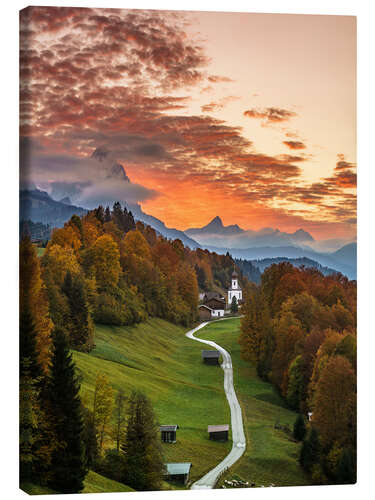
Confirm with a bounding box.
[204,243,357,280]
[20,148,356,280]
[20,189,87,227]
[185,216,315,248]
[19,188,199,250]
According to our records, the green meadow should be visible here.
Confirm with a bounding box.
[196,318,309,487]
[73,318,231,485]
[21,470,135,495]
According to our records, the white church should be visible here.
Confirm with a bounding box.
[228,271,242,306]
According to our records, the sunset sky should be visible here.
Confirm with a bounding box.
[20,6,356,240]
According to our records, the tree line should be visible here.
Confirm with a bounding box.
[19,235,164,491]
[239,262,356,484]
[19,201,245,492]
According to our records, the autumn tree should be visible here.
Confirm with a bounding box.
[91,234,121,291]
[121,391,164,491]
[312,355,356,448]
[239,287,273,378]
[93,374,114,452]
[113,389,127,453]
[271,310,304,393]
[20,235,52,372]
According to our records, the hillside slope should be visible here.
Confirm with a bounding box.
[197,319,309,488]
[73,318,231,486]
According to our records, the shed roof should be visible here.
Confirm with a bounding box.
[165,463,192,475]
[160,425,178,432]
[204,292,224,301]
[204,297,226,309]
[208,424,229,433]
[198,304,213,311]
[202,350,220,358]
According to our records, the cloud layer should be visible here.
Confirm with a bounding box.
[19,7,356,238]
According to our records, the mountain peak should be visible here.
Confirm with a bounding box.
[206,216,224,228]
[291,229,315,242]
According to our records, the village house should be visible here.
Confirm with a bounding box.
[199,296,226,319]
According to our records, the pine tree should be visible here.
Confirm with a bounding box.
[47,328,87,493]
[19,310,42,483]
[336,448,356,484]
[121,391,164,491]
[300,427,320,473]
[231,295,238,313]
[293,414,307,441]
[62,271,94,351]
[104,206,112,222]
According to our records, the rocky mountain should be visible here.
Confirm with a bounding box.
[20,189,87,227]
[91,147,130,182]
[186,216,244,236]
[59,196,72,205]
[185,217,315,248]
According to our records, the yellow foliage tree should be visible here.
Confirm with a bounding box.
[48,225,81,252]
[91,234,121,291]
[19,236,53,372]
[42,244,80,286]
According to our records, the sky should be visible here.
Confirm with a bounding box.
[19,6,356,240]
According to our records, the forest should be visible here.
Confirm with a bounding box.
[19,202,240,493]
[239,262,357,484]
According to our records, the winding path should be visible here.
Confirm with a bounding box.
[185,318,246,489]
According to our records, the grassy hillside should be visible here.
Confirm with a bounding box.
[20,470,135,495]
[73,318,231,486]
[196,318,309,488]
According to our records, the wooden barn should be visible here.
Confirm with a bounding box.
[160,425,179,443]
[198,304,213,321]
[202,350,220,365]
[164,463,192,485]
[207,424,229,441]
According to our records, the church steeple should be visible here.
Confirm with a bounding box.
[228,270,242,306]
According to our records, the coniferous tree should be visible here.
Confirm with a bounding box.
[293,414,307,441]
[47,328,87,493]
[300,427,321,473]
[336,448,356,484]
[104,206,112,222]
[94,205,105,224]
[121,391,164,491]
[19,310,42,483]
[62,271,94,351]
[231,295,238,313]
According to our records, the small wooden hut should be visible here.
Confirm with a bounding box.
[198,304,213,321]
[207,424,229,441]
[164,463,192,485]
[160,425,179,443]
[202,350,220,365]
